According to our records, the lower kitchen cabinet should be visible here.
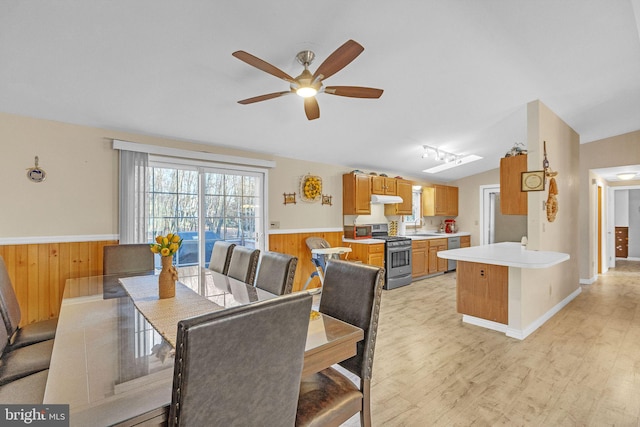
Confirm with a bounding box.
[412,238,448,278]
[412,240,428,277]
[460,235,470,248]
[456,261,508,324]
[348,243,384,268]
[428,238,448,274]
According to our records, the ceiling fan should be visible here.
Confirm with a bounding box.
[232,39,383,120]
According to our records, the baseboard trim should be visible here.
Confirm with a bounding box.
[506,286,582,340]
[0,234,119,245]
[462,286,582,340]
[579,276,597,285]
[461,315,507,334]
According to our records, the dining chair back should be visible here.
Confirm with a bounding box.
[0,256,57,350]
[254,251,298,295]
[103,244,155,276]
[296,259,385,427]
[208,241,236,274]
[226,246,260,285]
[168,291,313,427]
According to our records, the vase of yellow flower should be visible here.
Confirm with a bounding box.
[150,233,182,299]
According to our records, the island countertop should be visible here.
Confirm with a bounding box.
[437,242,569,269]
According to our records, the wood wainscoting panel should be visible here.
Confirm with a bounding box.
[0,240,117,326]
[269,231,345,292]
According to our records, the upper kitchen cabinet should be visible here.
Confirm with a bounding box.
[385,178,413,216]
[500,155,527,215]
[343,173,371,215]
[371,175,397,195]
[423,185,458,216]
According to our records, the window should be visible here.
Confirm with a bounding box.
[404,186,423,227]
[146,159,266,268]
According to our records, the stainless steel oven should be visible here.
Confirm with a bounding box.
[368,223,413,290]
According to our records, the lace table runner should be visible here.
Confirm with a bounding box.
[119,275,223,347]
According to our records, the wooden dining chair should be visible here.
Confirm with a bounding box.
[207,241,236,274]
[254,251,298,295]
[103,243,155,275]
[168,291,313,426]
[226,246,260,285]
[296,259,385,427]
[0,256,57,351]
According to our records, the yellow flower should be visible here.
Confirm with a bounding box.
[150,232,183,257]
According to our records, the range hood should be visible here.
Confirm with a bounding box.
[370,195,403,204]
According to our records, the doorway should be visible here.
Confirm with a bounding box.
[480,185,528,246]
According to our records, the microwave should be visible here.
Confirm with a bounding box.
[344,225,372,240]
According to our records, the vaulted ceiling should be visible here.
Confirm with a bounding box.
[1,1,639,182]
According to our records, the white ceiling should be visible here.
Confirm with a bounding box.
[1,1,640,182]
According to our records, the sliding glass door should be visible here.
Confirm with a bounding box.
[146,159,266,268]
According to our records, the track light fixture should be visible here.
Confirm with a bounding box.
[421,145,482,174]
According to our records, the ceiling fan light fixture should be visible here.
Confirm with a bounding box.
[617,172,637,180]
[296,87,318,98]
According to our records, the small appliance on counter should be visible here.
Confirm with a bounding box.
[344,224,372,240]
[444,219,457,233]
[388,221,398,236]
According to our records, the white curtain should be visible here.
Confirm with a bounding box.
[119,150,148,243]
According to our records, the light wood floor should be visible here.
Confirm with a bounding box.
[342,260,640,426]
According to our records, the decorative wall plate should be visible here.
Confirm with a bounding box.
[300,174,322,202]
[26,156,46,183]
[521,170,545,192]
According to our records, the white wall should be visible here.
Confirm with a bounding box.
[614,190,630,226]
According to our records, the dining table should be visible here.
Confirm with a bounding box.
[43,266,363,427]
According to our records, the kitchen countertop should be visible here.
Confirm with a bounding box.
[343,232,470,244]
[437,242,569,269]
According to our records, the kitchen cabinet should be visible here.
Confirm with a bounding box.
[456,261,508,324]
[411,240,428,277]
[427,238,448,274]
[385,178,413,216]
[460,235,471,248]
[423,185,458,216]
[343,173,371,215]
[371,176,397,195]
[500,155,528,215]
[348,243,384,268]
[615,227,628,258]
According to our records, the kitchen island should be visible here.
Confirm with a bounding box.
[438,242,570,339]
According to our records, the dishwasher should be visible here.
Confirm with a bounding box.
[447,236,460,271]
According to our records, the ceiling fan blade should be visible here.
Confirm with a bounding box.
[324,86,384,98]
[238,91,293,105]
[312,40,364,81]
[304,97,320,120]
[232,51,296,83]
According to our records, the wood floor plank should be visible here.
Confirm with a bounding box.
[340,260,640,426]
